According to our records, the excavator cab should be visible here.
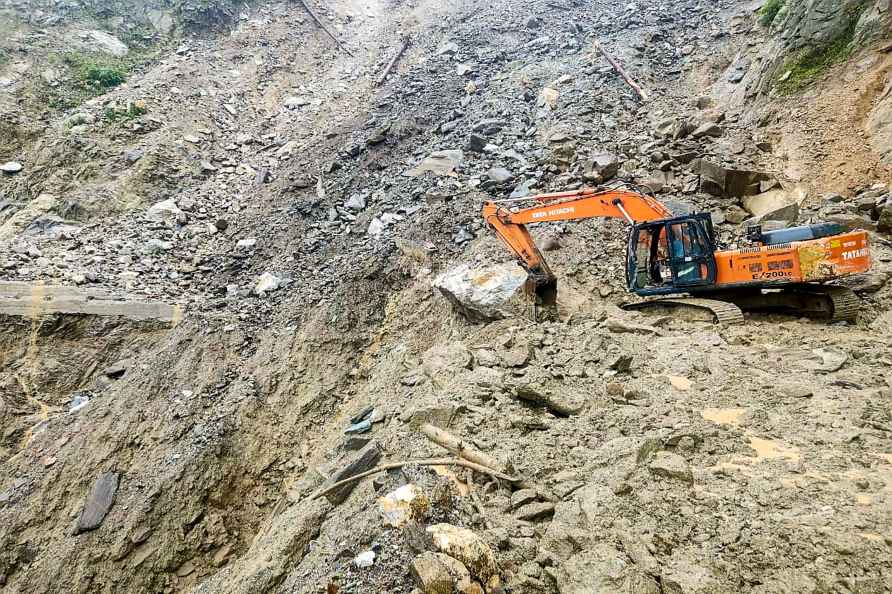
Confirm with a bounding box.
[626,213,717,296]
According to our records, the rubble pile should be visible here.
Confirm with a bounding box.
[0,0,891,593]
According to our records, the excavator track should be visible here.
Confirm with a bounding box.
[622,297,745,325]
[718,285,860,322]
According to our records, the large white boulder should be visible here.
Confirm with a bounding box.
[434,262,527,322]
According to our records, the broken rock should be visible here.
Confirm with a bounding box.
[407,150,464,177]
[434,262,527,322]
[412,551,479,594]
[695,160,775,198]
[556,545,660,594]
[648,452,693,484]
[427,524,499,591]
[76,471,120,533]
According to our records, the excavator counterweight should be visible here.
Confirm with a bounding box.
[483,186,871,322]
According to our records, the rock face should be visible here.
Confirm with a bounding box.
[434,263,528,322]
[76,472,120,533]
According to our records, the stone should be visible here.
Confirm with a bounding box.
[584,152,621,182]
[540,87,559,110]
[427,524,499,590]
[695,160,774,198]
[407,150,464,177]
[648,452,693,484]
[437,41,459,56]
[379,484,425,527]
[691,122,723,138]
[878,202,892,232]
[284,96,310,108]
[742,187,808,224]
[514,383,585,416]
[724,205,749,224]
[84,30,129,57]
[466,134,487,153]
[76,472,120,533]
[434,262,527,322]
[487,167,514,184]
[556,545,660,594]
[422,342,473,388]
[411,552,472,594]
[515,502,555,521]
[1,162,23,174]
[146,199,184,226]
[511,489,539,510]
[345,194,366,211]
[325,442,382,505]
[354,550,375,568]
[254,272,282,295]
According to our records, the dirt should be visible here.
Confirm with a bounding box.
[0,0,891,593]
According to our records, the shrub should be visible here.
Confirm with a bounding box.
[759,0,785,27]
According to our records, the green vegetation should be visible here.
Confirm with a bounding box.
[103,100,148,122]
[759,0,785,27]
[775,1,867,94]
[62,52,128,90]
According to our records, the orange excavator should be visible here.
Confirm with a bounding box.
[483,184,871,323]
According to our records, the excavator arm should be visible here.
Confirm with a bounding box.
[482,188,672,304]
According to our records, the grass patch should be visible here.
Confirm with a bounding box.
[759,0,785,27]
[62,52,128,90]
[774,2,867,94]
[103,100,148,122]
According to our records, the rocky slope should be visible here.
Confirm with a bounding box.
[1,0,892,593]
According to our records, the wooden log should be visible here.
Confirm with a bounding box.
[376,37,410,87]
[419,423,504,472]
[312,458,521,501]
[593,40,649,101]
[296,0,354,56]
[324,442,381,505]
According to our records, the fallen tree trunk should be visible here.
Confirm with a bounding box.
[419,423,505,472]
[593,40,649,101]
[297,0,353,56]
[376,37,410,86]
[311,458,521,501]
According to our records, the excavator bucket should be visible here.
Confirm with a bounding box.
[526,275,558,307]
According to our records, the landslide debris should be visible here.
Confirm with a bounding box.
[1,0,891,593]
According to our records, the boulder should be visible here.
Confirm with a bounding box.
[0,194,58,241]
[556,545,661,594]
[691,122,723,138]
[742,186,807,223]
[427,524,500,591]
[434,262,528,322]
[514,383,586,416]
[878,202,892,233]
[407,150,464,177]
[584,152,621,182]
[648,451,693,484]
[146,199,184,226]
[81,30,129,57]
[412,552,481,594]
[695,160,774,198]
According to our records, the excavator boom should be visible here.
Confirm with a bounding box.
[482,188,672,303]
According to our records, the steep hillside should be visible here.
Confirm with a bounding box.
[1,1,891,593]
